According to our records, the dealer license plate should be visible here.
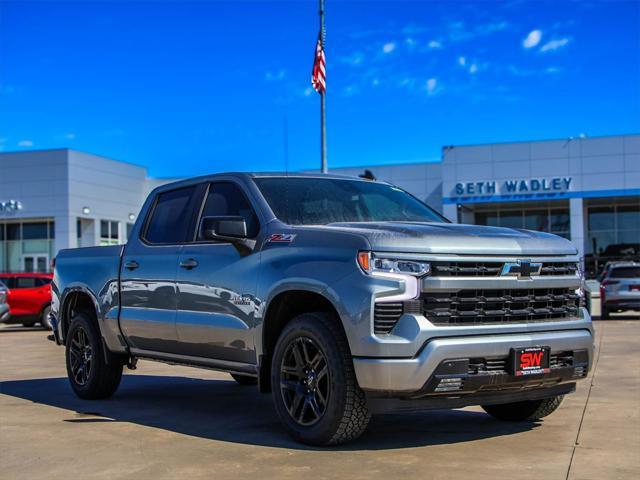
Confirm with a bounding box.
[511,346,551,376]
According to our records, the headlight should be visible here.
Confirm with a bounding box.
[358,252,430,277]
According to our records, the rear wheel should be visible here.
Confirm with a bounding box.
[230,373,257,386]
[482,395,564,421]
[65,312,123,399]
[40,305,52,330]
[271,312,370,446]
[22,322,36,328]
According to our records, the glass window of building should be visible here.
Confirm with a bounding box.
[473,202,570,239]
[99,220,121,246]
[0,220,55,272]
[587,197,640,256]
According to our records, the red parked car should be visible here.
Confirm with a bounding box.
[0,273,53,329]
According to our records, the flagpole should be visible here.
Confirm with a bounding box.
[319,0,327,174]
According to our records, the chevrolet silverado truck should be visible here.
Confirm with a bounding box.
[51,173,593,445]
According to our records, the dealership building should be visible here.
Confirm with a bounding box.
[1,133,639,275]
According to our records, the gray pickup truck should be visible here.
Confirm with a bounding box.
[51,173,593,445]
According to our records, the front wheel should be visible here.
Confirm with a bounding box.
[482,395,564,422]
[271,312,370,446]
[65,312,123,399]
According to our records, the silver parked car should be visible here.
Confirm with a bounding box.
[599,262,640,319]
[0,280,9,324]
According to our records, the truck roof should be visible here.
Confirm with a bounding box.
[152,171,384,194]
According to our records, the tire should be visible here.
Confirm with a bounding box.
[65,312,123,400]
[22,322,36,328]
[482,395,564,422]
[271,312,371,446]
[40,305,52,330]
[230,373,258,386]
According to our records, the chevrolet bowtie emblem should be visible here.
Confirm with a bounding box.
[501,260,542,279]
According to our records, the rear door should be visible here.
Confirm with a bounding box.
[119,184,204,353]
[6,276,44,316]
[174,181,261,363]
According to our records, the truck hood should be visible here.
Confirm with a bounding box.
[323,222,577,256]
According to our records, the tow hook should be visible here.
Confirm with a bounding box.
[127,357,138,370]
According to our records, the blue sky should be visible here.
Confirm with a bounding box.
[1,0,639,177]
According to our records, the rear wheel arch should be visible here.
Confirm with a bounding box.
[60,289,100,343]
[260,290,348,393]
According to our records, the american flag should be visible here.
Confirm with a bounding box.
[311,32,326,94]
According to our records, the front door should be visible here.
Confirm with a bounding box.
[119,185,201,353]
[175,181,261,363]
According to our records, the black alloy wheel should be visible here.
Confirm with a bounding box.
[271,312,371,445]
[65,312,123,399]
[280,336,330,426]
[68,325,93,386]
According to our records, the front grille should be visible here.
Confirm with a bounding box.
[430,261,578,277]
[374,302,404,334]
[540,262,578,276]
[422,287,579,326]
[468,358,507,374]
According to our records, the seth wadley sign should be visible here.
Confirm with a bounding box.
[453,177,573,197]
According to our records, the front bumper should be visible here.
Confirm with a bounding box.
[353,328,593,393]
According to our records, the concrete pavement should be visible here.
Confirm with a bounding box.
[0,318,638,480]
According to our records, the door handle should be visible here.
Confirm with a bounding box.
[124,260,139,271]
[179,258,199,270]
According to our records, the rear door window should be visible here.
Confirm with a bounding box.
[144,186,198,244]
[610,267,640,278]
[15,277,38,288]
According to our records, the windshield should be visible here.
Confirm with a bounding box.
[254,177,447,225]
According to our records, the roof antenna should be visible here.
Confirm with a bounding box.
[283,114,290,224]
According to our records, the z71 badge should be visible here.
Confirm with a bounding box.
[267,233,297,243]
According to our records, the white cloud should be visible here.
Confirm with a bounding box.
[343,85,360,97]
[469,63,478,74]
[17,140,33,147]
[428,40,442,49]
[540,38,570,52]
[265,69,286,82]
[65,133,76,140]
[339,52,364,66]
[546,66,562,74]
[426,78,438,95]
[382,42,396,54]
[523,29,542,48]
[405,37,417,48]
[303,87,313,97]
[458,56,466,66]
[372,78,380,87]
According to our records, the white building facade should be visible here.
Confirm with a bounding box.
[0,149,170,272]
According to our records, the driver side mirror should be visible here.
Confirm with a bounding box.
[201,216,247,240]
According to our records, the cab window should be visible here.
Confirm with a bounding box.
[198,182,259,240]
[144,186,198,244]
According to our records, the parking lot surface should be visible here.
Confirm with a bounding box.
[1,317,638,480]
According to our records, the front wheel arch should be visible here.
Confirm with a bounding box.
[260,290,346,393]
